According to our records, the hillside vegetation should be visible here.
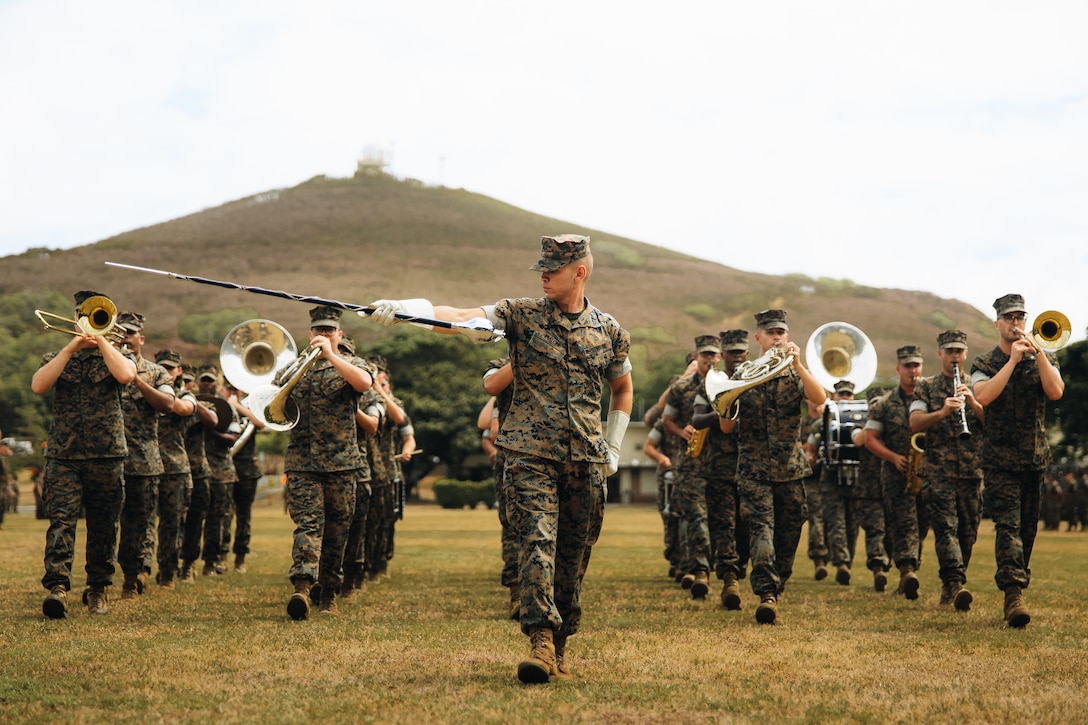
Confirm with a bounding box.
[1,169,995,384]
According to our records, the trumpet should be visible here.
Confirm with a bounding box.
[34,295,126,346]
[951,362,971,440]
[1014,310,1071,359]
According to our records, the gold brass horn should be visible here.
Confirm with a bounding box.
[34,295,124,345]
[219,319,299,393]
[241,345,324,431]
[704,344,793,417]
[1028,310,1071,351]
[805,322,877,395]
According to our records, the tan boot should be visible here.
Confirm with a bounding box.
[121,573,140,600]
[950,582,973,612]
[939,582,954,606]
[178,560,196,583]
[553,633,572,680]
[508,585,520,621]
[87,586,109,615]
[690,570,710,600]
[1003,586,1030,628]
[517,627,558,684]
[873,569,888,593]
[835,564,851,586]
[42,586,68,619]
[234,554,247,574]
[814,559,829,581]
[720,572,742,611]
[318,587,339,615]
[287,580,311,621]
[755,593,778,624]
[899,565,920,600]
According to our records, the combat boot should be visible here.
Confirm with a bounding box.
[720,572,742,611]
[517,627,558,684]
[939,582,954,606]
[42,586,68,619]
[136,570,149,594]
[178,560,196,583]
[690,570,710,600]
[553,633,572,680]
[679,572,696,590]
[835,564,851,586]
[234,554,247,574]
[1003,586,1030,628]
[508,585,520,621]
[86,586,109,615]
[950,582,973,612]
[287,580,312,621]
[755,593,777,624]
[121,572,140,600]
[156,570,175,589]
[899,565,920,600]
[318,587,339,615]
[201,561,216,576]
[873,569,888,593]
[814,558,829,581]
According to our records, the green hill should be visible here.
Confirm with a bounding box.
[1,169,995,385]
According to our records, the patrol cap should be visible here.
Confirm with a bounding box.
[833,380,855,394]
[180,363,196,383]
[896,345,924,364]
[529,234,589,272]
[116,311,145,334]
[367,354,388,373]
[937,330,968,350]
[754,309,788,331]
[993,293,1026,317]
[719,329,749,352]
[309,305,342,329]
[338,337,356,355]
[197,363,220,382]
[155,349,182,369]
[866,384,887,401]
[695,335,721,354]
[73,290,107,307]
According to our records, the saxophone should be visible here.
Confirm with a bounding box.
[686,427,708,458]
[905,432,925,495]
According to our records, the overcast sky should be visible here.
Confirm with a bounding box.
[2,1,1085,342]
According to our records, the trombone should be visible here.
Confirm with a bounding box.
[34,295,125,346]
[1014,310,1071,358]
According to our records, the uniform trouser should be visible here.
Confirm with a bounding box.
[156,471,192,578]
[232,475,260,556]
[707,474,749,580]
[365,484,394,573]
[181,475,209,564]
[986,468,1042,591]
[673,469,710,574]
[882,471,930,571]
[848,497,889,572]
[41,458,125,591]
[656,469,686,569]
[343,477,373,578]
[203,479,234,564]
[119,474,158,576]
[285,470,357,588]
[495,458,519,588]
[922,475,982,586]
[804,474,828,564]
[820,475,853,567]
[505,454,605,638]
[738,476,806,597]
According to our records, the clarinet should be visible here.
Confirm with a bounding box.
[952,362,971,440]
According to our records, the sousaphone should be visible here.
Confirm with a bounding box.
[805,321,877,395]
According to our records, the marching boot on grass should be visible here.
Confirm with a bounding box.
[720,572,742,611]
[517,627,558,684]
[86,586,109,615]
[1003,586,1030,628]
[899,564,920,600]
[287,579,312,620]
[43,586,68,619]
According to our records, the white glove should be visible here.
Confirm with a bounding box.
[604,409,630,477]
[365,299,435,330]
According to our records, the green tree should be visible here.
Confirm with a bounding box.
[1052,339,1088,464]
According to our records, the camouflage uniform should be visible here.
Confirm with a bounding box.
[488,295,631,638]
[155,373,196,583]
[118,356,174,580]
[866,386,929,574]
[971,345,1057,591]
[735,367,812,598]
[849,435,889,575]
[39,346,131,593]
[202,398,239,569]
[693,386,749,583]
[280,351,371,592]
[486,357,519,592]
[180,396,214,570]
[664,372,711,576]
[360,386,392,580]
[802,416,829,575]
[911,371,983,588]
[341,391,374,591]
[647,419,686,573]
[810,411,856,573]
[230,420,262,563]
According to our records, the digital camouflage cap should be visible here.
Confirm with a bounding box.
[529,234,589,272]
[719,329,749,352]
[937,330,968,350]
[896,345,924,364]
[993,293,1026,317]
[754,309,788,331]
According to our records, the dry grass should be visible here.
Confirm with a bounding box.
[2,502,1087,724]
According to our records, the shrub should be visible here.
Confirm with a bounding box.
[433,478,495,509]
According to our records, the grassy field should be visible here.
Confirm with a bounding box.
[1,501,1087,724]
